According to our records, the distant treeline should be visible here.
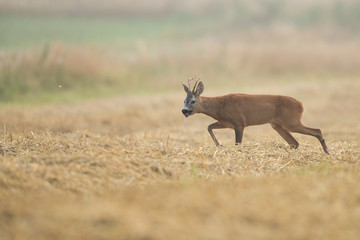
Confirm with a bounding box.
[0,0,359,30]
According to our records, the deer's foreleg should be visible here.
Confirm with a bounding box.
[235,127,244,145]
[208,122,225,146]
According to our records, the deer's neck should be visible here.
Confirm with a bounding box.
[197,96,222,120]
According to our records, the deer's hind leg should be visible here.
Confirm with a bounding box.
[288,123,330,154]
[271,123,299,149]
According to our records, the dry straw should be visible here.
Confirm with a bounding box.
[1,79,360,239]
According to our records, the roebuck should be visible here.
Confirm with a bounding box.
[181,78,329,154]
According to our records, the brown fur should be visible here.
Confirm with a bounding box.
[192,93,329,154]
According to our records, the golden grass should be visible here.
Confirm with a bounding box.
[2,33,360,104]
[1,79,360,239]
[1,1,360,238]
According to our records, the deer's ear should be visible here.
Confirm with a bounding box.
[195,81,204,96]
[182,83,190,94]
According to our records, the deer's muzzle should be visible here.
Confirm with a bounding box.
[182,109,192,118]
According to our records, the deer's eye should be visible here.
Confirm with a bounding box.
[190,100,196,104]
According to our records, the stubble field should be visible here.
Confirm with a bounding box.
[1,78,360,240]
[1,1,360,239]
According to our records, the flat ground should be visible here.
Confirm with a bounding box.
[1,78,359,240]
[1,1,360,239]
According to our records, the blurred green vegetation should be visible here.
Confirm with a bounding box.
[1,1,360,49]
[1,0,360,105]
[0,15,214,50]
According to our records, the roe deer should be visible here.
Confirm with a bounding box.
[181,77,329,154]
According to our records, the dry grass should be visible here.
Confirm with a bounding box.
[1,79,360,240]
[1,1,360,239]
[2,33,360,103]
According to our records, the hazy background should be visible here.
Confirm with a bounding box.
[1,2,360,240]
[1,0,359,104]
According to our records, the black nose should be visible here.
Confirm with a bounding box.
[182,109,187,114]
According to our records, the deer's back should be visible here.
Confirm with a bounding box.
[208,94,304,126]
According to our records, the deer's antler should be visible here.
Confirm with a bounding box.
[186,75,201,94]
[188,77,193,90]
[191,75,200,93]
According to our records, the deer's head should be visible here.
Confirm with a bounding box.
[182,77,204,118]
